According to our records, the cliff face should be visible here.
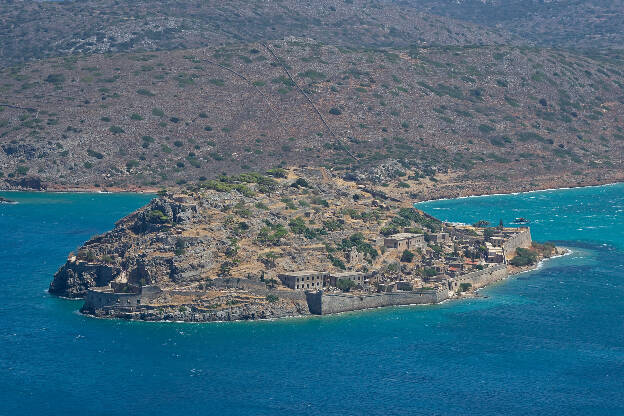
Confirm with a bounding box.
[49,197,202,297]
[49,262,117,298]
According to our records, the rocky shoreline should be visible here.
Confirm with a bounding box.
[79,252,562,323]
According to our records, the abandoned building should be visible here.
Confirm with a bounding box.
[329,271,366,287]
[428,232,451,244]
[384,233,426,251]
[278,271,328,290]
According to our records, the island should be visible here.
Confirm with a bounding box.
[49,167,560,322]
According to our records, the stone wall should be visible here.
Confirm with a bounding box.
[82,285,162,312]
[451,264,509,291]
[503,228,532,259]
[206,277,267,291]
[305,288,449,315]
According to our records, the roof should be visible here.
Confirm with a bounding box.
[331,272,364,277]
[386,232,424,240]
[279,270,321,277]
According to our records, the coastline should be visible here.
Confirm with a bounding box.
[76,249,563,324]
[416,182,623,204]
[0,186,159,194]
[2,171,622,201]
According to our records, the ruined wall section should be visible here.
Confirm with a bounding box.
[306,288,449,315]
[451,264,509,291]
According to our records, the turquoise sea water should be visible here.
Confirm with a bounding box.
[1,185,623,415]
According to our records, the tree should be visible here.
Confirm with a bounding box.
[509,248,538,266]
[459,283,472,292]
[473,220,490,227]
[336,278,356,292]
[401,249,414,263]
[483,228,496,240]
[174,239,185,256]
[329,107,342,115]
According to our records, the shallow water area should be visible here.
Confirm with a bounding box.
[1,185,623,415]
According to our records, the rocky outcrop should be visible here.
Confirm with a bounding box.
[87,295,310,322]
[6,176,46,190]
[49,260,117,298]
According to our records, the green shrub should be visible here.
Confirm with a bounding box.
[266,168,287,178]
[148,209,169,223]
[266,294,279,303]
[137,89,155,96]
[336,278,355,292]
[109,125,124,134]
[510,248,538,266]
[174,239,185,256]
[459,283,472,292]
[45,74,66,84]
[400,250,414,262]
[126,160,139,170]
[15,165,29,175]
[87,149,104,159]
[478,124,495,134]
[255,202,269,210]
[152,108,165,117]
[257,224,289,245]
[380,225,399,236]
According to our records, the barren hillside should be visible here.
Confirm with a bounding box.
[1,40,623,196]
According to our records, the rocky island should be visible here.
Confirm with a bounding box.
[49,167,559,322]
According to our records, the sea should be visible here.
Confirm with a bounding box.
[0,184,623,415]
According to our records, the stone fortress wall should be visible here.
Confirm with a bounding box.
[82,278,306,314]
[82,285,163,312]
[502,227,532,259]
[83,264,513,316]
[305,288,449,315]
[449,264,509,291]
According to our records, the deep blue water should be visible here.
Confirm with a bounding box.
[1,185,623,416]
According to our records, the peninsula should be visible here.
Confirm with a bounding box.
[49,167,559,321]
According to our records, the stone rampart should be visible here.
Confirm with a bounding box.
[82,285,162,312]
[452,264,508,290]
[305,288,448,315]
[503,228,532,259]
[206,277,267,291]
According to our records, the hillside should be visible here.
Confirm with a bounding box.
[405,0,624,51]
[1,39,623,197]
[0,0,513,67]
